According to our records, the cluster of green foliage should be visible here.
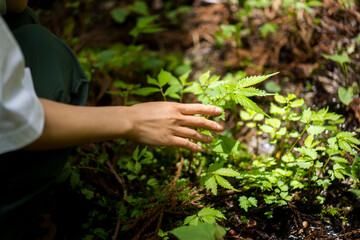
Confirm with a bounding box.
[58,0,360,239]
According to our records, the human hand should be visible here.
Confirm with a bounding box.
[126,102,223,151]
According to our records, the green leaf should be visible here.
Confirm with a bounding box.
[265,118,281,128]
[213,135,239,156]
[304,135,314,148]
[215,175,237,191]
[198,207,225,220]
[274,94,286,104]
[170,223,226,240]
[239,196,258,212]
[184,83,203,94]
[265,80,281,92]
[111,8,130,23]
[331,156,348,163]
[164,84,181,98]
[307,125,326,135]
[290,98,304,108]
[236,88,270,97]
[295,147,318,160]
[214,168,240,177]
[128,1,148,15]
[270,103,286,116]
[132,87,160,96]
[333,163,346,180]
[301,108,312,123]
[237,72,278,88]
[147,76,158,86]
[179,70,191,85]
[259,125,274,133]
[199,71,211,85]
[233,94,268,116]
[158,69,173,87]
[323,53,351,64]
[205,176,218,195]
[338,140,353,153]
[351,155,360,182]
[338,87,353,105]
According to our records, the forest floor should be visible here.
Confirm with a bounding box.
[32,0,360,239]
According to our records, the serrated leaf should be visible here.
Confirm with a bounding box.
[338,140,353,153]
[295,147,318,160]
[311,108,328,122]
[237,72,278,88]
[205,176,218,195]
[328,137,338,150]
[239,196,257,212]
[301,108,312,123]
[307,125,326,135]
[270,103,286,116]
[290,98,304,108]
[198,207,225,220]
[184,215,199,226]
[233,94,268,116]
[236,87,271,97]
[265,118,281,128]
[215,175,237,191]
[214,168,240,177]
[331,156,348,163]
[274,93,286,104]
[277,127,287,136]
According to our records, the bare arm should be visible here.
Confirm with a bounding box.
[6,0,28,13]
[25,99,223,152]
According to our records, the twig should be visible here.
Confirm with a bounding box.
[106,161,128,200]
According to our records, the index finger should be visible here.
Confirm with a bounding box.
[180,104,222,116]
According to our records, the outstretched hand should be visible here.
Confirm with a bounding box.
[126,102,223,151]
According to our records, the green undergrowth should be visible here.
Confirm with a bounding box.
[59,68,360,240]
[51,0,360,239]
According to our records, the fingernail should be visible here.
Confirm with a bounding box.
[215,107,222,114]
[207,136,213,142]
[217,124,223,131]
[197,145,203,151]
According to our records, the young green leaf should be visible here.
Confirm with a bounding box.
[214,168,240,177]
[239,196,258,212]
[158,69,173,87]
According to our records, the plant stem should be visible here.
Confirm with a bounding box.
[322,155,331,172]
[287,124,308,154]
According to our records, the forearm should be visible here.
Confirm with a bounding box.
[24,98,132,150]
[25,99,223,152]
[6,0,28,13]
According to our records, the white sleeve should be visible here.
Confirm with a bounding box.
[0,0,6,15]
[0,16,44,154]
